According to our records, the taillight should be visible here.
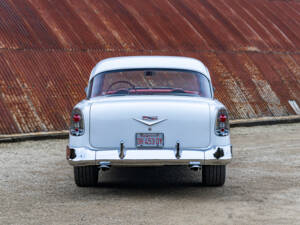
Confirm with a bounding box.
[70,108,84,136]
[215,108,229,136]
[73,114,81,122]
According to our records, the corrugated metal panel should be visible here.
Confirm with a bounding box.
[0,0,300,134]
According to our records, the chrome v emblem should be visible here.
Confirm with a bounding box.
[133,117,167,126]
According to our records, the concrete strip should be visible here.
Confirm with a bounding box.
[0,130,69,142]
[1,115,300,142]
[230,115,300,127]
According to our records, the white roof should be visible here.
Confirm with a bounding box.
[90,56,210,80]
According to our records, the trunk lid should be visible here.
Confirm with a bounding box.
[89,96,211,149]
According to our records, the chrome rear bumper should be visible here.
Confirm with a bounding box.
[67,145,232,167]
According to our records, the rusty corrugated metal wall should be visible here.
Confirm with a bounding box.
[0,0,300,134]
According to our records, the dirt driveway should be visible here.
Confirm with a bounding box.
[1,123,300,225]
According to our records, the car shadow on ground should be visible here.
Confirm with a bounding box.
[96,166,204,188]
[64,166,229,201]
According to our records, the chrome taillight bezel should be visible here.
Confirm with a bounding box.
[70,108,84,136]
[215,108,229,136]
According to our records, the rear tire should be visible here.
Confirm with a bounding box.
[202,165,226,186]
[74,166,99,187]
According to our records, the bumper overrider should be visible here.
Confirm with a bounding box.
[66,145,232,167]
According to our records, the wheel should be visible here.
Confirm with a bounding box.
[202,165,226,186]
[74,166,99,187]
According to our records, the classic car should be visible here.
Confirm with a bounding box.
[66,56,232,187]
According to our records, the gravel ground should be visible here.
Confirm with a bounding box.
[1,123,300,225]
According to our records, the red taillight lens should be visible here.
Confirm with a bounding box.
[73,114,81,122]
[215,108,229,136]
[219,114,227,122]
[70,108,84,136]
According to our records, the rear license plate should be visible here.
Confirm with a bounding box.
[136,133,164,148]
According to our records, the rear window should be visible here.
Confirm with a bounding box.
[89,69,212,98]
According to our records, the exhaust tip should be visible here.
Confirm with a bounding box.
[99,161,111,171]
[189,161,201,171]
[100,165,110,171]
[190,165,200,171]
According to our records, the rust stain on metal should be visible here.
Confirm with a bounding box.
[0,0,300,134]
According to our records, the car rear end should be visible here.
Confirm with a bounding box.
[66,56,232,187]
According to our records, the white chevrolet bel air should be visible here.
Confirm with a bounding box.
[67,56,232,187]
